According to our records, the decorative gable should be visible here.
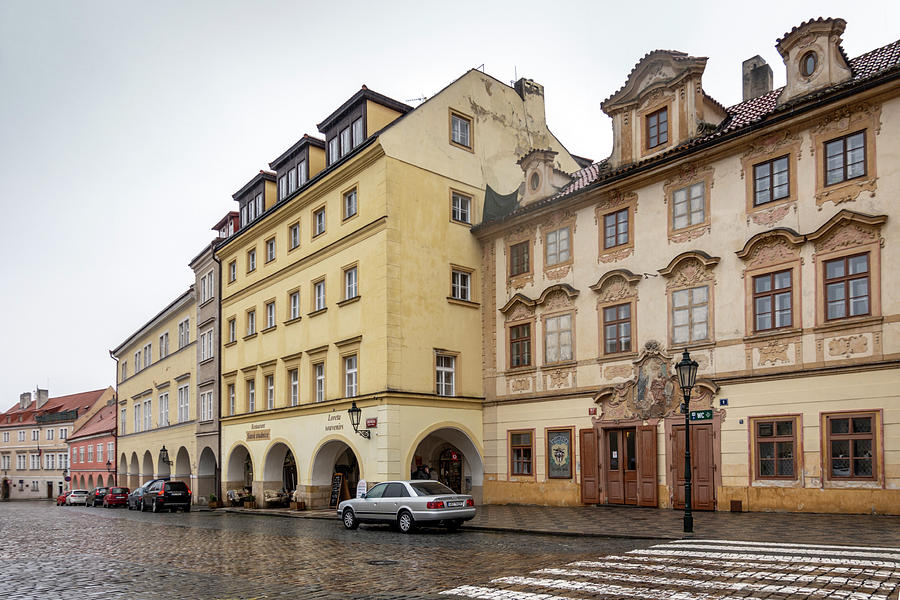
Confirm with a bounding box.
[517,149,573,207]
[601,51,727,169]
[776,18,852,106]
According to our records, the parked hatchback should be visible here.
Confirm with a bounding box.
[127,478,168,510]
[66,489,89,505]
[103,486,130,508]
[142,480,192,513]
[338,480,475,533]
[86,486,109,507]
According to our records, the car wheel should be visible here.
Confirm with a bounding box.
[184,505,191,513]
[397,510,415,534]
[140,499,147,512]
[342,508,359,530]
[445,519,463,531]
[152,500,160,513]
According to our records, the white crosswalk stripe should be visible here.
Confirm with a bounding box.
[440,539,900,600]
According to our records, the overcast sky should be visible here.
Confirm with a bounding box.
[1,0,896,409]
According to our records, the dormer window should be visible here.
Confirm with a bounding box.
[278,175,287,200]
[340,127,351,157]
[647,108,668,149]
[800,51,817,77]
[288,168,296,194]
[352,118,364,146]
[298,160,308,186]
[328,138,339,164]
[529,172,540,191]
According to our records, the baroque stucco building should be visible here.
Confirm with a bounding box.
[474,18,900,514]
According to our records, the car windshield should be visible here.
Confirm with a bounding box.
[164,482,188,491]
[110,487,127,493]
[410,481,455,496]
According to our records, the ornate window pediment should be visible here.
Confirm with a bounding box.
[658,251,720,289]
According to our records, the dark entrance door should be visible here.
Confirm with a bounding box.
[672,423,716,510]
[47,482,53,499]
[605,428,638,505]
[438,448,462,493]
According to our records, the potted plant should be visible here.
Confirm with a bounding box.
[208,493,219,509]
[243,494,256,509]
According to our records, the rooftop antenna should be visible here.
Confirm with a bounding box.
[405,95,428,104]
[475,64,485,72]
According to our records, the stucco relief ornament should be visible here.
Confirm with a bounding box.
[828,335,868,358]
[758,341,790,366]
[669,225,710,244]
[746,239,798,270]
[542,290,571,312]
[509,377,531,393]
[548,369,570,389]
[545,265,571,281]
[815,225,878,253]
[668,258,712,289]
[506,302,534,323]
[633,357,676,419]
[599,247,633,264]
[749,203,793,227]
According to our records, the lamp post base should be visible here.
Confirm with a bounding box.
[683,513,693,533]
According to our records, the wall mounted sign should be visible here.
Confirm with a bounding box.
[366,417,377,428]
[246,429,270,441]
[325,413,343,432]
[547,428,573,479]
[689,409,713,421]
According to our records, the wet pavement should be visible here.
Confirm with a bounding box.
[0,502,655,599]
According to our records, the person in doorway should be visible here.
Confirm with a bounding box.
[412,465,427,479]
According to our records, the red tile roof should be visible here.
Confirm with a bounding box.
[539,37,900,214]
[1,388,110,427]
[67,402,116,440]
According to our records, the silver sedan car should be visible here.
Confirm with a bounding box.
[66,489,89,505]
[337,480,475,533]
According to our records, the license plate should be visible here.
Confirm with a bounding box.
[447,501,463,507]
[172,492,184,496]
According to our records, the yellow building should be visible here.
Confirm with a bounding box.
[112,287,199,496]
[217,72,580,507]
[475,18,900,514]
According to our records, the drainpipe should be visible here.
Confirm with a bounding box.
[212,244,223,501]
[108,351,119,489]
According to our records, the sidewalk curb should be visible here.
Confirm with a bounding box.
[218,507,678,540]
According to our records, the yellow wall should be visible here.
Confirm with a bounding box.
[365,100,403,137]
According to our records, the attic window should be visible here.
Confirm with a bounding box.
[530,172,540,191]
[801,51,817,77]
[647,108,668,149]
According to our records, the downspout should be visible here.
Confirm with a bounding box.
[212,244,223,502]
[108,351,119,491]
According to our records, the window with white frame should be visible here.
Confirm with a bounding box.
[340,127,351,156]
[344,355,358,397]
[343,188,357,220]
[344,266,358,300]
[328,138,339,164]
[46,428,54,441]
[79,447,85,464]
[178,318,190,348]
[544,314,573,364]
[157,392,167,428]
[32,429,38,441]
[200,271,214,303]
[314,280,326,311]
[672,285,709,344]
[352,118,364,147]
[31,480,38,491]
[290,291,300,320]
[45,453,55,470]
[143,343,151,368]
[314,362,325,402]
[200,391,213,421]
[278,174,287,200]
[159,332,169,359]
[290,223,300,249]
[451,191,472,224]
[288,167,296,194]
[107,442,113,462]
[248,248,257,271]
[247,310,256,335]
[60,452,68,469]
[228,384,235,416]
[1,432,7,443]
[298,160,308,185]
[59,427,67,440]
[18,430,25,442]
[289,369,298,406]
[120,409,126,434]
[266,375,274,410]
[229,261,237,283]
[266,302,276,328]
[143,398,151,431]
[200,329,214,361]
[177,385,190,422]
[450,112,471,148]
[2,455,10,470]
[134,350,141,373]
[451,269,471,301]
[228,318,236,343]
[33,452,43,468]
[255,193,263,218]
[97,443,103,464]
[121,361,127,381]
[436,354,456,397]
[314,207,326,237]
[545,227,571,266]
[266,238,276,262]
[17,454,26,470]
[247,380,256,412]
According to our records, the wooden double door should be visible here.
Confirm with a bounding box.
[580,425,657,506]
[671,423,716,511]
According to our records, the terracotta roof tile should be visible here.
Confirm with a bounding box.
[68,402,117,440]
[1,388,109,426]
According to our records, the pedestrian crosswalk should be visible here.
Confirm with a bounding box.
[441,538,900,599]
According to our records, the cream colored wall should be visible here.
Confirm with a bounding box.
[485,87,900,511]
[365,100,403,136]
[309,146,326,179]
[379,70,581,199]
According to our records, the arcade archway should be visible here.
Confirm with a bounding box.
[409,426,484,503]
[310,439,360,508]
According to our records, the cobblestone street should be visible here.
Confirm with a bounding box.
[0,502,654,599]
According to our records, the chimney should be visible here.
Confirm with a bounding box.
[513,77,548,131]
[19,392,32,410]
[35,388,49,409]
[742,56,773,101]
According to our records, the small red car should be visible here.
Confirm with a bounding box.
[56,491,72,506]
[103,486,130,508]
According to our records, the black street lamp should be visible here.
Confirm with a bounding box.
[347,401,370,439]
[106,460,115,486]
[675,348,699,534]
[159,446,173,466]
